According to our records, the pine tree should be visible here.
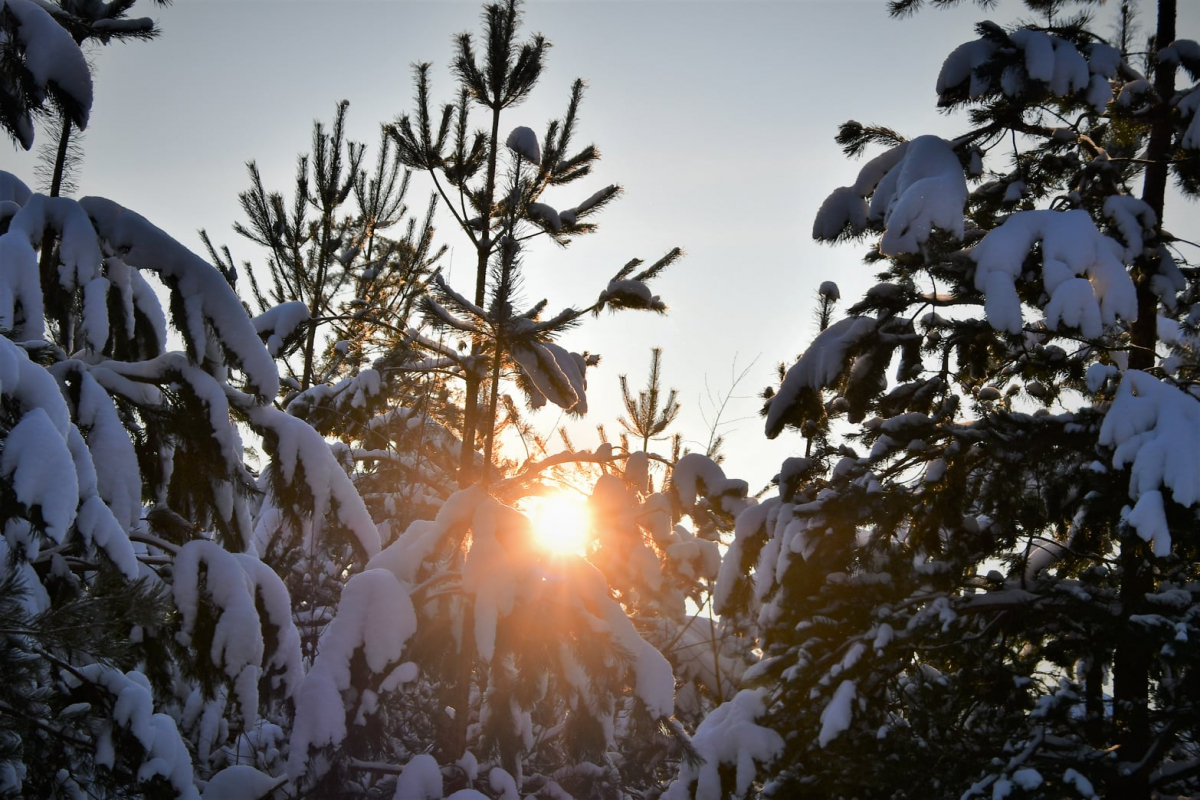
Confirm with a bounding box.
[0,14,325,796]
[700,1,1200,798]
[387,0,678,489]
[275,4,770,797]
[206,102,452,666]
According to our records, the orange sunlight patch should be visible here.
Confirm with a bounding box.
[526,493,591,556]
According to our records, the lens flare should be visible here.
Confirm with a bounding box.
[525,494,591,556]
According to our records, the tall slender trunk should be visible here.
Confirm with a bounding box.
[481,342,504,486]
[1114,3,1175,796]
[301,203,335,391]
[38,116,76,350]
[436,600,475,763]
[49,116,72,199]
[457,105,504,487]
[441,102,505,766]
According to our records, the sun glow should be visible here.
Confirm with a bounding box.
[526,494,592,556]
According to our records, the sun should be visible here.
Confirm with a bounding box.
[525,493,592,556]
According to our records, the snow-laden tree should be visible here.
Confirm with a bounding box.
[0,172,317,798]
[203,101,455,669]
[267,3,764,797]
[0,5,373,795]
[698,1,1200,798]
[386,0,679,488]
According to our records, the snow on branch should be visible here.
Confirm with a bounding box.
[0,0,93,149]
[288,568,417,782]
[1177,85,1200,151]
[78,665,199,799]
[671,453,750,520]
[80,197,280,397]
[596,278,666,314]
[663,688,783,800]
[172,541,267,723]
[0,191,104,343]
[247,405,382,559]
[506,125,541,164]
[764,316,876,439]
[1,406,77,544]
[970,209,1137,337]
[813,136,966,257]
[251,301,310,357]
[510,340,589,413]
[1099,371,1200,556]
[104,353,249,479]
[937,25,1113,112]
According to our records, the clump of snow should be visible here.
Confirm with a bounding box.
[249,405,381,558]
[713,498,781,615]
[233,553,303,695]
[818,679,857,747]
[506,126,541,164]
[624,450,650,492]
[663,688,784,800]
[671,453,750,519]
[0,172,31,205]
[1099,370,1200,556]
[937,38,997,99]
[393,754,443,800]
[813,141,908,241]
[510,341,589,413]
[1177,86,1200,151]
[874,136,967,255]
[201,765,285,800]
[765,316,876,438]
[597,278,665,314]
[69,366,143,530]
[173,541,266,722]
[1012,768,1042,790]
[1,0,93,149]
[80,666,199,800]
[814,136,967,256]
[1063,768,1097,798]
[1086,42,1123,77]
[489,767,520,800]
[1,407,78,544]
[1102,195,1157,261]
[526,201,561,231]
[1009,30,1088,96]
[252,301,310,357]
[288,569,416,780]
[939,28,1095,104]
[80,197,280,397]
[970,209,1137,337]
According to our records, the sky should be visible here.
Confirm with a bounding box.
[8,0,1199,492]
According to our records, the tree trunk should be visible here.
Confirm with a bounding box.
[436,599,475,762]
[457,106,504,487]
[1114,3,1175,796]
[48,116,72,199]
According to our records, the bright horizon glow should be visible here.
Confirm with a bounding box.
[526,494,592,557]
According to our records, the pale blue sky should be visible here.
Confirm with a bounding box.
[8,0,1198,490]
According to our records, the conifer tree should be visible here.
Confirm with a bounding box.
[0,13,332,795]
[206,102,452,660]
[273,5,768,798]
[387,0,678,488]
[698,1,1200,798]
